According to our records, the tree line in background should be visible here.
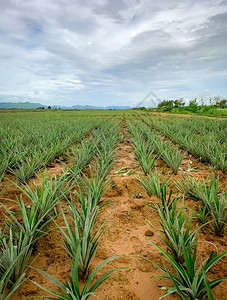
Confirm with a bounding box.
[135,96,227,117]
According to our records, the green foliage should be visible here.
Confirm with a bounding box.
[188,99,198,112]
[153,198,199,264]
[139,169,170,198]
[16,172,72,220]
[0,150,10,181]
[148,240,227,299]
[0,229,31,300]
[0,110,104,181]
[128,120,183,175]
[132,138,158,174]
[0,111,122,299]
[142,115,227,171]
[159,143,185,175]
[12,157,43,183]
[67,139,97,179]
[174,98,185,108]
[216,99,227,108]
[147,187,179,216]
[145,175,227,298]
[59,200,103,277]
[175,176,210,202]
[158,100,174,112]
[0,172,73,298]
[176,175,226,236]
[193,205,210,224]
[205,192,227,236]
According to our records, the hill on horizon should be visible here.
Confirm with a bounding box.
[0,102,131,110]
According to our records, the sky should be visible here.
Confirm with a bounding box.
[0,0,227,107]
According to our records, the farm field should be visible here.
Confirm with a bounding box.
[0,109,226,300]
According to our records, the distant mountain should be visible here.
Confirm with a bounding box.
[56,104,103,109]
[105,106,131,109]
[0,102,47,109]
[0,102,131,110]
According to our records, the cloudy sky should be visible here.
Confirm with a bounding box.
[0,0,227,107]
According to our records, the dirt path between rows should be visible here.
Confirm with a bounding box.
[88,124,226,299]
[89,126,170,300]
[1,120,226,299]
[88,125,227,299]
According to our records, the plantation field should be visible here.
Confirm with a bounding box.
[0,109,226,300]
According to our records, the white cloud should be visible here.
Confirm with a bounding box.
[0,0,226,106]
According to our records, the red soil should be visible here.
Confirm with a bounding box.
[0,126,226,300]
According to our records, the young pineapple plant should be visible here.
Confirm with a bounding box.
[147,240,227,299]
[147,187,179,215]
[12,156,43,183]
[145,174,227,298]
[138,169,170,198]
[128,121,158,175]
[176,175,226,235]
[192,204,210,224]
[0,228,32,300]
[176,175,221,204]
[77,173,109,207]
[0,150,10,181]
[67,140,96,179]
[148,188,199,264]
[95,146,115,180]
[129,119,184,175]
[157,200,200,264]
[205,191,227,236]
[133,140,158,175]
[1,187,59,249]
[15,172,73,221]
[59,197,103,277]
[0,172,73,298]
[160,143,185,175]
[140,113,226,172]
[33,245,122,300]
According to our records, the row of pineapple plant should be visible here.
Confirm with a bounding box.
[0,118,121,298]
[140,113,227,172]
[138,171,227,298]
[0,116,107,298]
[0,172,72,299]
[146,185,227,299]
[34,119,122,298]
[176,175,227,236]
[0,111,106,182]
[127,119,184,175]
[127,116,226,299]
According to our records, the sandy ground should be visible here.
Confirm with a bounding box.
[0,121,226,300]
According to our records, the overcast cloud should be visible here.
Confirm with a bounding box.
[0,0,226,107]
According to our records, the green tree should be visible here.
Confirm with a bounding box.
[173,98,185,108]
[188,99,198,112]
[158,100,174,111]
[216,99,227,109]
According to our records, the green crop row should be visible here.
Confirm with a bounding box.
[147,187,227,299]
[0,110,123,182]
[0,112,104,182]
[0,117,122,299]
[139,171,227,298]
[127,119,184,174]
[140,114,227,172]
[129,114,227,297]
